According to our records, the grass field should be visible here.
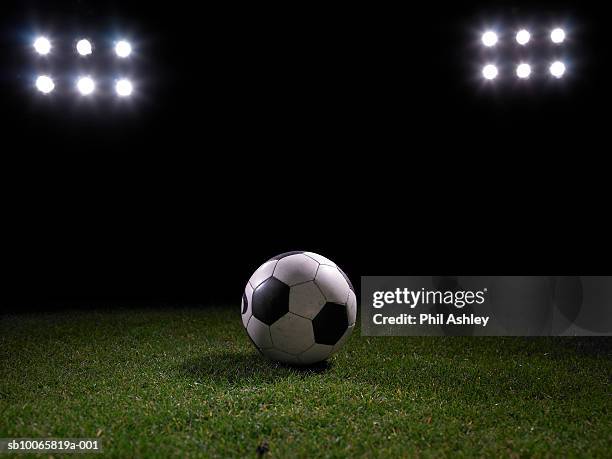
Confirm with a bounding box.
[1,306,611,458]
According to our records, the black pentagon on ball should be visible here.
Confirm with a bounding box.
[312,302,349,346]
[266,251,304,262]
[252,277,290,325]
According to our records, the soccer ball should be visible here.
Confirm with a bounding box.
[241,251,356,365]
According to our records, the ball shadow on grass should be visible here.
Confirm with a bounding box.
[178,350,333,384]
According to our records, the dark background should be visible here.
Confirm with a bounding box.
[1,0,609,309]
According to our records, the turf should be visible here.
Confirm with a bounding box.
[1,307,610,458]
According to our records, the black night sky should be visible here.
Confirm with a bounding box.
[1,0,609,308]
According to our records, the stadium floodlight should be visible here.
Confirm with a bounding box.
[36,75,55,94]
[115,79,133,97]
[516,63,532,79]
[115,40,132,58]
[482,64,498,80]
[33,36,52,55]
[516,29,531,45]
[482,31,498,47]
[77,76,96,95]
[550,61,566,78]
[551,28,566,44]
[76,39,93,56]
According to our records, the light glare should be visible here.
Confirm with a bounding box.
[550,61,566,78]
[482,64,498,80]
[33,37,51,55]
[76,39,93,56]
[115,40,132,58]
[482,31,498,47]
[516,63,531,79]
[36,75,55,94]
[115,79,133,97]
[516,29,531,45]
[77,77,96,95]
[551,28,566,44]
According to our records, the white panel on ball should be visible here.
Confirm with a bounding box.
[241,282,254,328]
[248,260,277,289]
[269,313,314,354]
[273,254,318,286]
[315,265,350,304]
[289,281,327,319]
[299,343,334,365]
[247,316,273,349]
[347,290,357,326]
[332,325,354,354]
[304,252,336,266]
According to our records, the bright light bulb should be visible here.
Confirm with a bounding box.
[482,64,498,80]
[551,28,566,44]
[550,61,566,78]
[76,39,93,56]
[77,77,95,95]
[482,31,498,47]
[516,63,532,79]
[115,40,132,58]
[33,37,51,55]
[36,75,55,94]
[516,29,531,45]
[115,79,133,97]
